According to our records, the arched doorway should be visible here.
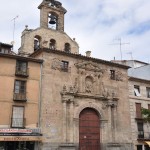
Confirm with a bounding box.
[79,108,100,150]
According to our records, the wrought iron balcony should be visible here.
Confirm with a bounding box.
[15,67,29,77]
[137,131,150,140]
[11,118,26,128]
[13,93,27,102]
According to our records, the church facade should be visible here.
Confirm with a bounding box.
[0,0,134,149]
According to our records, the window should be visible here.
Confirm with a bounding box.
[49,39,56,50]
[64,43,71,53]
[13,80,26,101]
[137,145,142,150]
[110,70,115,80]
[148,104,150,110]
[14,80,26,94]
[137,122,144,138]
[146,87,150,98]
[11,106,24,128]
[61,61,69,72]
[0,48,9,54]
[136,103,142,118]
[134,85,141,96]
[16,60,28,76]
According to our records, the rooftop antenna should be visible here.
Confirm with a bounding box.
[127,52,135,68]
[126,52,133,60]
[110,38,130,60]
[11,15,19,50]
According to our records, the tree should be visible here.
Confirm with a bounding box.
[141,107,150,122]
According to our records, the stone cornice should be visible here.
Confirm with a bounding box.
[30,48,129,69]
[0,53,43,63]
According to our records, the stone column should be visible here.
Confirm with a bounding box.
[62,101,67,142]
[107,100,118,142]
[74,118,79,144]
[69,101,74,143]
[107,102,113,142]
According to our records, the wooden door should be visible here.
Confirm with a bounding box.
[79,108,100,150]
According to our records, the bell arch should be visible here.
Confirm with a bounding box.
[34,35,41,51]
[48,12,58,30]
[64,43,71,53]
[49,39,56,50]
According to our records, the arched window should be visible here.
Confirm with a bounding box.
[64,43,71,53]
[49,39,56,50]
[34,35,41,51]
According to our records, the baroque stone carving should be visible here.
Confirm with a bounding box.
[51,58,61,70]
[115,70,123,81]
[75,61,105,76]
[102,83,119,99]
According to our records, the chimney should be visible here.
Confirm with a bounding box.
[85,51,91,57]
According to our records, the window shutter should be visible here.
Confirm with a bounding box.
[136,103,142,118]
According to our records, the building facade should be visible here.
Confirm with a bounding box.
[0,43,43,150]
[17,0,133,149]
[128,61,150,150]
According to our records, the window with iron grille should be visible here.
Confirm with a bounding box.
[16,60,28,76]
[14,80,26,94]
[14,80,26,101]
[146,87,150,98]
[137,122,144,139]
[61,61,69,72]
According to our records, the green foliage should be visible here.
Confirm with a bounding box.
[141,107,150,122]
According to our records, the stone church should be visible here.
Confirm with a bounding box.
[18,0,133,149]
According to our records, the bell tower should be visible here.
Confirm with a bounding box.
[38,0,67,31]
[19,0,79,55]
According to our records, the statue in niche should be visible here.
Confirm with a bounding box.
[85,76,93,93]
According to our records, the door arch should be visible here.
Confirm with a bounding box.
[79,108,100,150]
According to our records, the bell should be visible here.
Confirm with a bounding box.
[49,15,56,24]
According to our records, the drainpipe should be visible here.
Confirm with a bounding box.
[38,62,43,127]
[37,61,43,150]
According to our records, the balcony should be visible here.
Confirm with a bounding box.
[13,93,27,102]
[11,118,26,128]
[137,131,150,140]
[15,67,29,77]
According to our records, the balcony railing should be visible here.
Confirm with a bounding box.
[137,131,150,140]
[13,93,27,101]
[11,118,26,128]
[15,67,29,77]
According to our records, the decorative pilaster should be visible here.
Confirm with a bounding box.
[62,99,67,142]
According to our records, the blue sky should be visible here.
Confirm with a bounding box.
[0,0,150,62]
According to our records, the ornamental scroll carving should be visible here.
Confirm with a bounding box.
[75,61,105,77]
[51,58,71,72]
[101,82,119,99]
[51,58,61,70]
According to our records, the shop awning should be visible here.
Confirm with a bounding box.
[0,136,42,141]
[145,141,150,146]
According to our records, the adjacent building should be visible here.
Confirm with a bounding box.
[113,60,150,150]
[0,43,43,150]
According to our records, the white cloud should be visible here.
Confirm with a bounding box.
[0,0,150,62]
